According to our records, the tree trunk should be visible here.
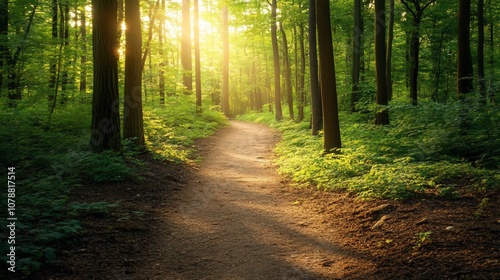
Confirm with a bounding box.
[309,0,322,134]
[90,0,121,153]
[79,8,87,94]
[375,0,389,125]
[298,23,306,122]
[221,6,230,117]
[386,0,394,101]
[49,0,58,103]
[280,22,294,120]
[181,0,192,94]
[477,0,486,104]
[271,0,282,120]
[457,0,474,98]
[409,22,420,105]
[194,0,202,112]
[316,0,341,153]
[158,0,166,104]
[60,2,70,104]
[488,0,494,102]
[351,0,362,113]
[123,0,144,146]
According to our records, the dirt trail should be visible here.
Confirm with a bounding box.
[141,121,371,279]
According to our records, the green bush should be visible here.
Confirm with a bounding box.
[238,101,500,199]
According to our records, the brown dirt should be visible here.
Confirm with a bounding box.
[34,120,500,279]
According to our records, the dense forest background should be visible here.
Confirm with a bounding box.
[0,0,499,276]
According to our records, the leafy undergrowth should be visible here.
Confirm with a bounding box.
[0,95,226,276]
[238,101,500,199]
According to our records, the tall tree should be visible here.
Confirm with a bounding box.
[351,0,362,112]
[316,0,341,152]
[271,0,283,120]
[280,22,294,120]
[400,0,436,105]
[1,1,38,103]
[221,5,230,117]
[0,0,6,95]
[49,0,58,102]
[181,0,192,94]
[297,23,306,122]
[477,0,486,103]
[123,0,145,146]
[194,0,202,112]
[375,0,390,125]
[457,0,473,98]
[79,7,88,94]
[89,0,121,152]
[386,0,394,101]
[158,0,166,105]
[309,0,322,134]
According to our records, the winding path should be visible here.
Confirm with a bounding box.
[142,121,369,279]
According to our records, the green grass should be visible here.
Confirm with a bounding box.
[0,95,226,275]
[238,101,500,199]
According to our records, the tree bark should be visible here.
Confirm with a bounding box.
[158,0,166,105]
[271,0,282,120]
[123,0,144,146]
[477,0,486,104]
[194,0,202,112]
[90,0,121,153]
[79,8,87,94]
[221,6,230,117]
[309,0,322,134]
[280,22,294,120]
[298,23,306,122]
[351,0,362,113]
[316,0,341,152]
[457,0,474,98]
[386,0,394,101]
[375,0,389,125]
[181,0,192,94]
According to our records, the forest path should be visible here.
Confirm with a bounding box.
[141,121,370,279]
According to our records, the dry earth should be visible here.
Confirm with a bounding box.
[32,120,500,280]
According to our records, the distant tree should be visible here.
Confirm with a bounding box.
[375,0,390,125]
[316,0,341,152]
[194,0,202,112]
[457,0,474,98]
[386,0,394,101]
[351,0,362,112]
[309,0,322,134]
[181,0,192,94]
[271,0,283,120]
[477,0,486,103]
[158,0,166,105]
[123,0,145,146]
[280,22,294,120]
[89,0,121,152]
[221,6,230,117]
[0,0,37,103]
[79,7,88,94]
[400,0,436,105]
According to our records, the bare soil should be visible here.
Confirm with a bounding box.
[34,121,500,279]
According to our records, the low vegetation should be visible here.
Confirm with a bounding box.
[238,100,500,199]
[0,95,226,275]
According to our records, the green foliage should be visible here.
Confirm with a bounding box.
[144,95,228,162]
[414,231,433,250]
[239,101,500,199]
[0,95,226,275]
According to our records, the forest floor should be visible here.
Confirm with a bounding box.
[35,121,499,279]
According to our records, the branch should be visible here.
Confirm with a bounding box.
[400,0,417,19]
[141,0,161,71]
[422,0,437,12]
[12,1,39,66]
